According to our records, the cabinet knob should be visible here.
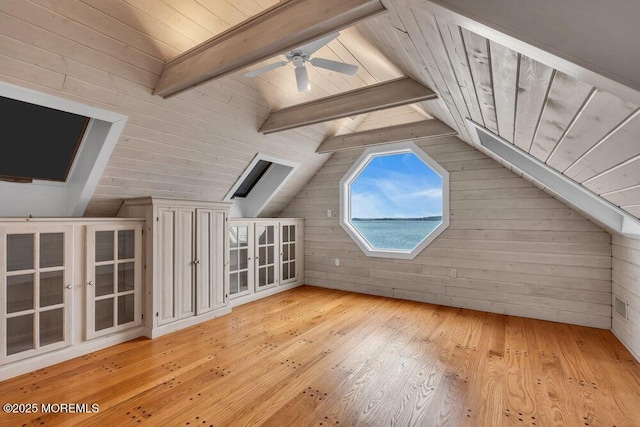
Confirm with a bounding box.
[88,281,94,286]
[194,259,200,265]
[66,284,73,289]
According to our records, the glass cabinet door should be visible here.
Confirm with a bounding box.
[255,224,278,290]
[2,227,72,362]
[86,224,142,339]
[229,224,252,298]
[280,223,297,284]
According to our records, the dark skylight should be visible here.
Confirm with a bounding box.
[0,96,89,182]
[232,160,273,198]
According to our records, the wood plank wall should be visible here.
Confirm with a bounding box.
[0,0,392,218]
[612,235,640,360]
[281,135,613,328]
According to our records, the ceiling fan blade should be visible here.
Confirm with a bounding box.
[298,32,340,56]
[295,66,311,92]
[309,57,358,76]
[244,60,288,78]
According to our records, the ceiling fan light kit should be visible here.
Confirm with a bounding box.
[244,32,359,92]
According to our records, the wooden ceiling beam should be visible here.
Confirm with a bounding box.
[153,0,386,98]
[316,119,456,153]
[260,77,437,134]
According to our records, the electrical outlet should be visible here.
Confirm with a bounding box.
[327,209,332,217]
[334,258,340,267]
[449,268,457,278]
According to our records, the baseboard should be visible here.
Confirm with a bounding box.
[0,327,146,381]
[230,282,302,308]
[148,306,233,338]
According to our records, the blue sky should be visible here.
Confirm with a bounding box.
[350,152,443,219]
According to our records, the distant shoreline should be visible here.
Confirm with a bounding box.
[352,216,442,222]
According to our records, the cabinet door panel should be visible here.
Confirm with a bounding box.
[86,223,142,338]
[255,224,278,290]
[177,209,195,319]
[157,209,177,325]
[196,209,213,314]
[2,226,72,362]
[280,222,298,285]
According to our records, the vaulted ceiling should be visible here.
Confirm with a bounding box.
[1,0,639,226]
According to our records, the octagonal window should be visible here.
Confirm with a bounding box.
[339,141,449,259]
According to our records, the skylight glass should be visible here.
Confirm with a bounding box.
[0,96,89,182]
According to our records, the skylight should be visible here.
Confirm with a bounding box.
[225,154,298,218]
[232,160,272,198]
[0,81,127,217]
[1,96,89,183]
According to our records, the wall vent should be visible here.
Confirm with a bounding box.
[614,295,628,320]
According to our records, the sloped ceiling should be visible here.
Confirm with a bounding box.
[2,0,640,225]
[355,0,640,223]
[0,0,403,217]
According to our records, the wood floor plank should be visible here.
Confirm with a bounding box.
[1,286,639,426]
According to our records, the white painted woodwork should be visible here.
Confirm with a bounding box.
[260,77,438,134]
[118,197,231,337]
[157,208,178,326]
[358,3,640,222]
[467,120,640,238]
[317,119,456,154]
[228,218,304,307]
[281,135,613,328]
[423,0,640,104]
[547,90,638,172]
[0,0,401,219]
[153,0,387,97]
[0,218,146,381]
[461,28,498,134]
[0,224,74,364]
[177,208,196,319]
[612,235,640,361]
[528,72,593,162]
[85,223,143,339]
[4,0,640,224]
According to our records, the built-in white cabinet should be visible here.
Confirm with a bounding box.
[86,224,143,339]
[228,219,304,304]
[0,225,73,363]
[229,222,253,298]
[0,219,144,373]
[119,198,229,336]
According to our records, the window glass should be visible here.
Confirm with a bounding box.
[340,143,449,259]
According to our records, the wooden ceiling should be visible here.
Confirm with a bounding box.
[357,0,640,221]
[1,0,639,223]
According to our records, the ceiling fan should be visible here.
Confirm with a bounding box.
[243,32,358,92]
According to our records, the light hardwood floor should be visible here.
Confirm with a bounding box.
[1,286,639,426]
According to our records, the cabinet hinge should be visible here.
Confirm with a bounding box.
[156,312,159,317]
[156,217,159,222]
[141,313,144,320]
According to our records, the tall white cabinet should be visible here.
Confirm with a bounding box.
[119,198,230,337]
[228,218,304,306]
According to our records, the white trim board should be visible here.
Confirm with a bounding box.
[339,141,450,259]
[466,119,640,238]
[0,81,127,217]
